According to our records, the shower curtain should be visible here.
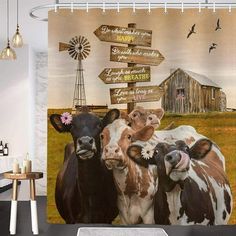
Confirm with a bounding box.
[47,8,236,225]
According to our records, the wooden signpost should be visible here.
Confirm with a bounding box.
[127,23,137,112]
[94,23,165,113]
[99,66,151,84]
[94,25,152,47]
[110,46,165,66]
[110,86,164,104]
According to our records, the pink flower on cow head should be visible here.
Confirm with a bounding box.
[61,112,73,125]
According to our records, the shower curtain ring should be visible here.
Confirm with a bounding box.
[70,2,74,13]
[117,2,120,13]
[148,2,151,14]
[181,2,184,13]
[229,4,232,13]
[198,2,202,13]
[213,2,216,13]
[54,4,57,13]
[86,2,89,13]
[164,2,167,14]
[133,2,136,13]
[102,2,106,14]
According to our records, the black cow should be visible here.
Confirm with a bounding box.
[50,109,120,223]
[127,139,232,225]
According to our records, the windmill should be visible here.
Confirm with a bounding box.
[59,36,91,110]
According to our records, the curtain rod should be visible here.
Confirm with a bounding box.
[30,2,236,22]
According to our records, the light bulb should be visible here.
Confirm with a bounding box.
[0,40,17,60]
[12,25,23,48]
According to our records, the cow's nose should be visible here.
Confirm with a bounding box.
[104,145,121,155]
[77,136,94,149]
[165,151,181,167]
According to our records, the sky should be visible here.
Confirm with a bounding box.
[48,9,236,109]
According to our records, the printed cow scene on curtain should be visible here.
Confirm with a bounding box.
[48,9,236,225]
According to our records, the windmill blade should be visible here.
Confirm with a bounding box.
[68,47,76,53]
[80,54,85,60]
[81,36,88,45]
[84,47,91,52]
[83,51,90,57]
[82,50,89,58]
[83,43,90,49]
[83,39,89,46]
[74,53,78,60]
[81,51,87,60]
[79,36,85,44]
[59,42,70,51]
[69,40,76,48]
[70,37,78,46]
[69,50,77,60]
[83,45,90,49]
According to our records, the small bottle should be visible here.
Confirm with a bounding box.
[0,141,3,152]
[3,143,8,156]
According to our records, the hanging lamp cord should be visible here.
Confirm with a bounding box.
[7,0,9,41]
[17,0,19,26]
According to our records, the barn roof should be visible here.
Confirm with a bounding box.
[160,68,221,88]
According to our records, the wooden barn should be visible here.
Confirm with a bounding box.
[159,68,226,113]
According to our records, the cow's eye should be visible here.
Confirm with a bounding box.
[183,146,189,152]
[133,114,137,118]
[100,134,104,140]
[127,134,132,140]
[96,124,101,130]
[148,116,152,120]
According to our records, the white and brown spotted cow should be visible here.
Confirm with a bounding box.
[101,119,157,224]
[127,139,233,225]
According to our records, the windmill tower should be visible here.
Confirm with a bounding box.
[59,36,91,110]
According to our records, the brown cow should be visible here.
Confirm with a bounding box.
[128,106,165,131]
[101,119,157,224]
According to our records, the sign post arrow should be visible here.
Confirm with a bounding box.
[110,86,164,104]
[99,66,151,84]
[110,45,165,66]
[94,25,152,47]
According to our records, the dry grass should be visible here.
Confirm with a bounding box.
[47,110,236,224]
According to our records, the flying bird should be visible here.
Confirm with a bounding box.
[209,43,217,53]
[215,18,221,31]
[187,24,196,38]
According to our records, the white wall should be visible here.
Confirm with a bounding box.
[0,45,31,159]
[0,44,39,200]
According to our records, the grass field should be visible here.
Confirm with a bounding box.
[47,110,236,224]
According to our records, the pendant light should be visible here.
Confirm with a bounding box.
[12,0,23,48]
[1,0,16,60]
